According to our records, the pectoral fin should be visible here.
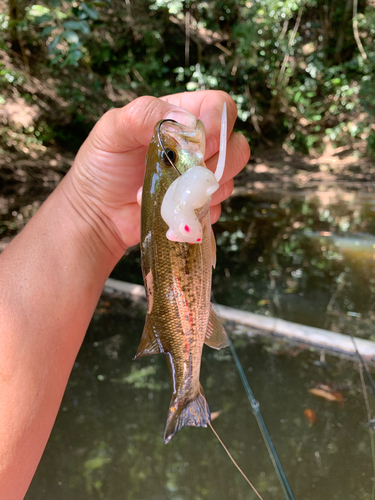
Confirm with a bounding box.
[133,315,163,359]
[204,305,229,350]
[211,227,217,269]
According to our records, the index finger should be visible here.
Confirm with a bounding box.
[161,90,238,160]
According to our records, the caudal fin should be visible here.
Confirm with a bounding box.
[164,386,210,444]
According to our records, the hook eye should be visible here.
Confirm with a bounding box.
[157,119,181,176]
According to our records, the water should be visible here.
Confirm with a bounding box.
[25,186,375,499]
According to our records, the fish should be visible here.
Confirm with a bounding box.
[135,106,229,444]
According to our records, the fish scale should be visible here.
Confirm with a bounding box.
[135,118,229,444]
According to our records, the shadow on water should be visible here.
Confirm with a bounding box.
[26,186,375,499]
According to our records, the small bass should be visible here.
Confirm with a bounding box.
[135,106,229,444]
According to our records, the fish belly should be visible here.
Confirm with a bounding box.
[138,206,212,443]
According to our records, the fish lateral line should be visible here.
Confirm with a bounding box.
[208,421,265,500]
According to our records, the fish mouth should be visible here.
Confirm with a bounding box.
[159,119,205,155]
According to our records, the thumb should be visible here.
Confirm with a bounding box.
[89,96,197,153]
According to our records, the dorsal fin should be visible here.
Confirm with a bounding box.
[204,305,229,350]
[133,315,163,359]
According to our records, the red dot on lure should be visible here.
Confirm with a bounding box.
[196,238,201,242]
[184,225,190,232]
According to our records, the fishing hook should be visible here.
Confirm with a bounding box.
[157,119,182,177]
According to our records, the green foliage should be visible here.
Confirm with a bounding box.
[1,0,375,154]
[0,62,25,85]
[26,1,102,66]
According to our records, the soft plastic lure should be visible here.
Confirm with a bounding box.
[161,103,227,244]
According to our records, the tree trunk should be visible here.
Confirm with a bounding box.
[8,0,21,52]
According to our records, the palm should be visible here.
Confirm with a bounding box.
[71,91,250,249]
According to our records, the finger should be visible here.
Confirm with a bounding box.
[206,132,250,186]
[161,90,238,160]
[210,179,234,207]
[136,187,142,206]
[210,204,222,224]
[88,96,197,154]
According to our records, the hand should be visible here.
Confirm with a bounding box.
[64,90,250,253]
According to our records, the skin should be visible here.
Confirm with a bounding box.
[0,90,250,499]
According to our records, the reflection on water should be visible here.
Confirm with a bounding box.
[26,295,374,500]
[111,186,375,340]
[213,187,375,340]
[26,187,375,499]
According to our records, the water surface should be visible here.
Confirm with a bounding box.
[26,186,375,500]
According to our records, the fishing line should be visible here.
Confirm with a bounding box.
[350,329,375,499]
[358,363,375,500]
[350,333,375,399]
[326,272,375,399]
[226,331,296,500]
[208,421,264,500]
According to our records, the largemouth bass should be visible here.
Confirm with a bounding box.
[135,109,229,444]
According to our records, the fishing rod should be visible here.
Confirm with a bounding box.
[227,332,296,500]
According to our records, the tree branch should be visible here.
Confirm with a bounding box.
[352,0,367,61]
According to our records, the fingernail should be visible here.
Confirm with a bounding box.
[136,187,142,206]
[164,107,197,128]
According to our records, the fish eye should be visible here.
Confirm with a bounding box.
[161,147,177,166]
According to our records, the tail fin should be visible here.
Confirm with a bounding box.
[164,386,210,444]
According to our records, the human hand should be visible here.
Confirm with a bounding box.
[63,90,250,255]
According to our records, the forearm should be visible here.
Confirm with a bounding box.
[0,170,124,499]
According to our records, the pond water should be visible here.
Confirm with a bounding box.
[25,186,375,500]
[111,185,375,341]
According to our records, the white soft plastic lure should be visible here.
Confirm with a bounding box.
[161,102,227,244]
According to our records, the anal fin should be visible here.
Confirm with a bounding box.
[133,315,163,360]
[204,305,229,350]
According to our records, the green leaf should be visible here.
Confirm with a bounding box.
[63,31,80,44]
[48,34,61,54]
[50,54,62,65]
[28,5,50,17]
[61,49,83,67]
[71,6,87,19]
[41,25,56,37]
[68,49,83,62]
[81,3,99,20]
[63,20,90,34]
[33,14,53,24]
